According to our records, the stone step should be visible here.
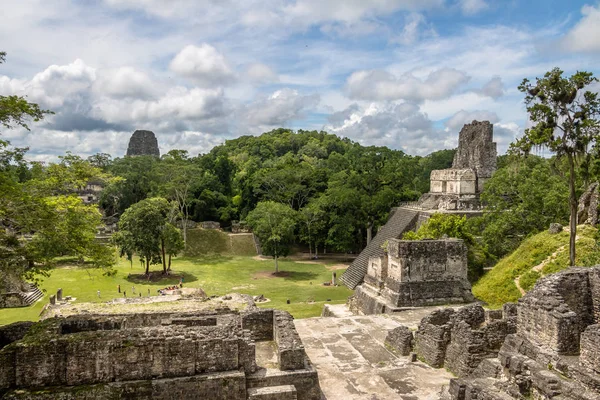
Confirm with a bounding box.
[18,287,44,306]
[247,385,297,400]
[341,208,420,289]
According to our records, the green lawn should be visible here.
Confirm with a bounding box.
[0,255,352,326]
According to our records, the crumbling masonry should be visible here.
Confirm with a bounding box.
[0,299,321,400]
[349,238,474,314]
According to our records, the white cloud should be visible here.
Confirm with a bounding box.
[459,0,488,16]
[393,13,436,45]
[282,0,444,26]
[169,44,235,87]
[445,110,499,130]
[478,77,504,99]
[324,102,446,154]
[346,68,470,102]
[560,5,600,53]
[246,63,278,84]
[94,86,228,124]
[93,67,157,99]
[241,88,320,130]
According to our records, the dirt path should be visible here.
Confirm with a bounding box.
[513,239,574,296]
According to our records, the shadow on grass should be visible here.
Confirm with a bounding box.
[273,271,320,282]
[124,270,199,285]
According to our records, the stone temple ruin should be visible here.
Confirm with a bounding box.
[126,129,160,157]
[341,121,496,311]
[448,266,600,399]
[349,238,474,314]
[0,295,321,399]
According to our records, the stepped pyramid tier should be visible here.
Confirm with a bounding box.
[126,129,160,157]
[341,120,496,292]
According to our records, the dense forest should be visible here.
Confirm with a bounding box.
[98,128,456,254]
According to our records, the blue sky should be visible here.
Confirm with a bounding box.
[1,0,600,160]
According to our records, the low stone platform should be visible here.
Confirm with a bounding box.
[295,305,455,399]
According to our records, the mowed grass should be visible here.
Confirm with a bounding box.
[0,254,352,326]
[472,225,599,308]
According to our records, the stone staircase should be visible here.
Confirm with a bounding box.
[340,207,420,289]
[17,284,43,306]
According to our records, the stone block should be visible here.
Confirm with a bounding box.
[414,309,454,368]
[248,385,298,400]
[384,325,413,356]
[242,309,274,341]
[580,324,600,373]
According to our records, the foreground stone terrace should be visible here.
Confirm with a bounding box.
[295,305,455,399]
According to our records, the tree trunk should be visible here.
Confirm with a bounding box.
[161,238,167,274]
[367,222,373,246]
[274,256,279,273]
[145,257,150,275]
[568,153,577,266]
[168,254,172,271]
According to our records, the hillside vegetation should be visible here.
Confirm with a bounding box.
[473,225,600,307]
[183,229,257,257]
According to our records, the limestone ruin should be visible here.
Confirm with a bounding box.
[341,120,496,292]
[0,273,43,309]
[126,130,160,157]
[448,266,600,399]
[349,238,474,314]
[0,295,321,399]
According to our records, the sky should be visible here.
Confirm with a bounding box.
[2,0,600,161]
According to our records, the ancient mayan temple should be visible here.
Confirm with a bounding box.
[341,120,497,290]
[126,130,160,157]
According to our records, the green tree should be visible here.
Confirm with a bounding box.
[163,223,184,272]
[0,52,52,131]
[513,68,600,265]
[479,155,569,257]
[246,201,297,272]
[115,197,170,275]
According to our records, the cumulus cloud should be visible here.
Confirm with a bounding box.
[445,110,499,130]
[94,86,228,125]
[346,68,470,102]
[93,67,157,99]
[459,0,488,16]
[325,102,446,154]
[478,77,504,99]
[246,63,278,84]
[560,5,600,53]
[12,59,97,109]
[169,44,235,87]
[241,88,320,129]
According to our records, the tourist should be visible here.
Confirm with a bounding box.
[97,290,100,298]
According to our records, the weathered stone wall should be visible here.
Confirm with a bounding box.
[247,366,321,400]
[449,267,600,400]
[273,311,306,371]
[452,120,497,183]
[3,371,247,400]
[0,322,34,350]
[387,239,468,283]
[1,323,255,390]
[430,169,477,195]
[413,305,516,376]
[384,325,413,356]
[242,308,274,341]
[517,268,594,355]
[0,293,26,309]
[126,130,160,157]
[364,255,388,289]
